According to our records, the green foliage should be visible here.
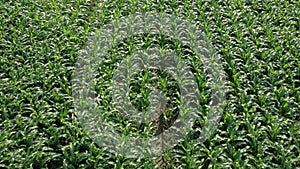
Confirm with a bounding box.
[0,0,299,168]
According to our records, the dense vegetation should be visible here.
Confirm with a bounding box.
[0,0,299,168]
